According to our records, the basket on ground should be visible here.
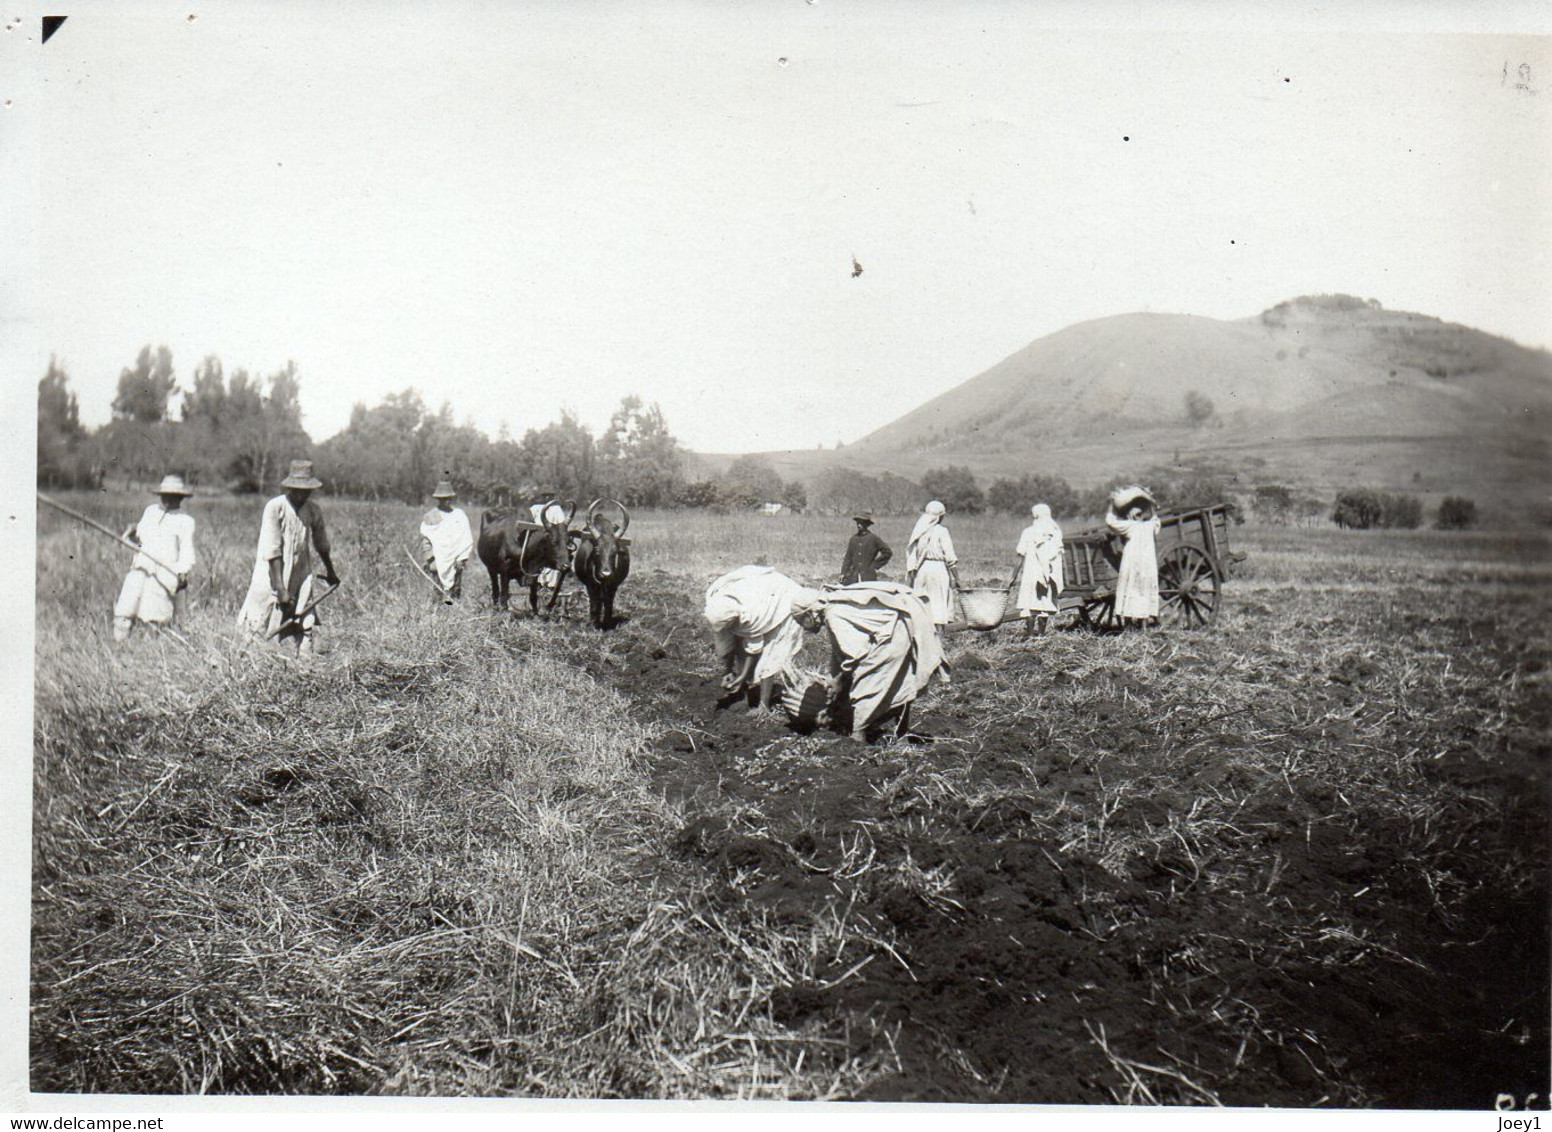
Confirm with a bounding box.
[957,587,1016,631]
[782,675,831,727]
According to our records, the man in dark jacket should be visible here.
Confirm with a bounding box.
[840,512,893,584]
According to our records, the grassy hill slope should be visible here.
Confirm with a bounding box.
[721,297,1552,516]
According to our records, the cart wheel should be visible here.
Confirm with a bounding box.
[1079,593,1118,631]
[1159,545,1221,627]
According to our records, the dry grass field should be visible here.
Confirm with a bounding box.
[31,493,1552,1104]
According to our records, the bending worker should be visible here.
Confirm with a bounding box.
[420,479,473,604]
[704,564,819,713]
[787,580,946,743]
[112,473,197,641]
[237,459,341,654]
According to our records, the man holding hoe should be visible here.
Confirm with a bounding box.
[237,460,341,654]
[419,479,473,604]
[111,474,198,641]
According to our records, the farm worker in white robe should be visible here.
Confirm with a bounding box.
[419,479,473,604]
[789,581,946,743]
[1009,502,1064,637]
[237,460,341,654]
[905,500,962,627]
[112,474,197,641]
[1106,485,1162,628]
[703,565,819,713]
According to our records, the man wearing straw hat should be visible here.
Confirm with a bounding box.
[111,474,197,641]
[419,478,473,605]
[839,511,892,585]
[237,459,340,654]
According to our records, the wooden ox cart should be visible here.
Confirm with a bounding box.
[1062,503,1236,629]
[954,503,1237,631]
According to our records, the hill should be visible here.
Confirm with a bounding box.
[720,296,1552,517]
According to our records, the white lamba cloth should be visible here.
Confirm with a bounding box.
[420,507,473,588]
[906,503,957,625]
[112,504,196,625]
[1106,508,1162,620]
[818,581,946,732]
[237,495,331,633]
[704,565,818,683]
[1016,503,1064,615]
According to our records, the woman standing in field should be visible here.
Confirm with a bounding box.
[1106,485,1162,629]
[112,474,197,641]
[787,580,946,743]
[1009,502,1064,637]
[905,500,962,628]
[704,565,820,713]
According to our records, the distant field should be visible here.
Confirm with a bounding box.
[31,492,1552,1103]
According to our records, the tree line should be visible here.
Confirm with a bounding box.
[34,346,1478,528]
[37,347,693,507]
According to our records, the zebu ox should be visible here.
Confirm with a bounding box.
[477,500,575,614]
[571,498,631,629]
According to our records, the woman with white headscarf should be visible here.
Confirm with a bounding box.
[703,565,821,712]
[1106,485,1162,627]
[905,501,961,626]
[1009,502,1064,636]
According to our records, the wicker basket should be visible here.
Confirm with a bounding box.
[782,677,831,728]
[957,587,1016,631]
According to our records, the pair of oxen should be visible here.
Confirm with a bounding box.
[477,498,630,629]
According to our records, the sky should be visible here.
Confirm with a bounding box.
[4,2,1550,454]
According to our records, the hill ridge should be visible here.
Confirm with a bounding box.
[709,297,1552,517]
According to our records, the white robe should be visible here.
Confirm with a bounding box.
[1107,510,1161,620]
[237,495,331,633]
[704,566,814,684]
[1016,519,1064,615]
[821,581,946,732]
[113,504,196,625]
[907,526,957,624]
[420,507,473,588]
[530,502,567,526]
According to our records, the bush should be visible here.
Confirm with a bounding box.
[1253,485,1295,525]
[920,466,984,514]
[673,479,728,511]
[986,474,1084,518]
[808,467,923,517]
[1333,489,1422,530]
[1294,496,1328,526]
[1380,493,1422,530]
[1151,475,1244,524]
[1436,497,1478,530]
[1332,490,1384,529]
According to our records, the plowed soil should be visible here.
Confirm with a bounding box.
[573,578,1550,1107]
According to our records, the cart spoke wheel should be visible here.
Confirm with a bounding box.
[1080,594,1118,632]
[1159,545,1221,628]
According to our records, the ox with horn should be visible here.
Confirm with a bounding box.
[571,497,632,629]
[476,496,576,616]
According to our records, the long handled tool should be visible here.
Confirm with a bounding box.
[265,580,342,639]
[37,491,182,578]
[404,546,450,599]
